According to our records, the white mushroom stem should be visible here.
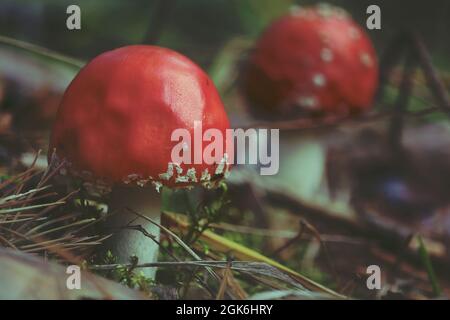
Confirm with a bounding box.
[251,130,327,201]
[275,131,326,199]
[105,186,163,279]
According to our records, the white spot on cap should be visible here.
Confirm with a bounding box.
[360,52,373,67]
[215,153,229,176]
[185,168,197,182]
[201,169,211,182]
[317,3,349,20]
[124,174,140,184]
[297,96,319,109]
[137,179,148,187]
[159,162,175,181]
[175,175,189,183]
[289,5,303,16]
[320,48,333,62]
[173,163,183,175]
[349,27,360,40]
[335,8,349,20]
[313,73,326,87]
[317,3,334,18]
[152,181,163,193]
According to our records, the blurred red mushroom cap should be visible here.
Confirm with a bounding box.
[243,4,379,119]
[49,45,230,189]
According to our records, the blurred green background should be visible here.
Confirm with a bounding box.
[1,0,449,69]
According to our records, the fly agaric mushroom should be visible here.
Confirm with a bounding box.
[241,4,379,202]
[49,45,230,278]
[243,4,378,119]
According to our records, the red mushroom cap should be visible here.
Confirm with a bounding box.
[49,45,230,190]
[243,4,378,119]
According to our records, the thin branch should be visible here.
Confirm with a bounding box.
[0,34,84,68]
